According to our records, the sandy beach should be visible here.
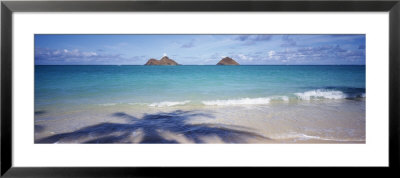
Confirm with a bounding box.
[35,98,365,144]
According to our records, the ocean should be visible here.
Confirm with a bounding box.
[34,65,366,143]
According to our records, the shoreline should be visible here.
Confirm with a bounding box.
[35,99,366,144]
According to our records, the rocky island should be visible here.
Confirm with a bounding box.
[144,56,179,65]
[216,57,239,65]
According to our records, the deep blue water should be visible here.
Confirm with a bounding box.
[35,65,365,110]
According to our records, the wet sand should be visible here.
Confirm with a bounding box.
[34,99,365,144]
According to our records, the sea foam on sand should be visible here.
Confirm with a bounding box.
[202,97,271,106]
[149,100,191,107]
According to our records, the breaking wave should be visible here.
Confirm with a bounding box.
[149,100,191,107]
[202,97,271,106]
[295,89,365,100]
[295,89,347,100]
[98,88,365,107]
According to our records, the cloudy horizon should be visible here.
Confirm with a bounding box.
[35,34,365,65]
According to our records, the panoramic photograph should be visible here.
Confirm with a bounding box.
[34,34,366,144]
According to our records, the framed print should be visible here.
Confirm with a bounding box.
[1,0,399,177]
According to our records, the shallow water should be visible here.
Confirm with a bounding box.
[34,65,365,143]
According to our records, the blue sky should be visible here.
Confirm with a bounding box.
[35,34,365,65]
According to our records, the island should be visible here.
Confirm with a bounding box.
[216,57,239,65]
[144,56,179,65]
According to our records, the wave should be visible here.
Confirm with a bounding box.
[295,89,347,100]
[149,100,191,107]
[273,133,365,142]
[98,88,365,107]
[295,89,365,100]
[270,95,289,102]
[202,97,271,106]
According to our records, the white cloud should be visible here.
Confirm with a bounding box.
[238,54,253,61]
[52,50,61,55]
[268,50,276,58]
[35,48,125,64]
[82,52,98,57]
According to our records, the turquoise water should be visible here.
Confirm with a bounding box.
[34,65,366,143]
[35,65,365,111]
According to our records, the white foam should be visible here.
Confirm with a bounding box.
[148,100,191,107]
[295,89,347,100]
[281,96,289,102]
[273,133,323,140]
[270,96,289,102]
[274,133,365,142]
[202,97,271,106]
[128,102,147,106]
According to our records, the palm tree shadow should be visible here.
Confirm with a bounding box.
[36,110,270,144]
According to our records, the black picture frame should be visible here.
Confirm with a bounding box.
[1,0,399,177]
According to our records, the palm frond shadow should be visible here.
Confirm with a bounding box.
[36,110,270,144]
